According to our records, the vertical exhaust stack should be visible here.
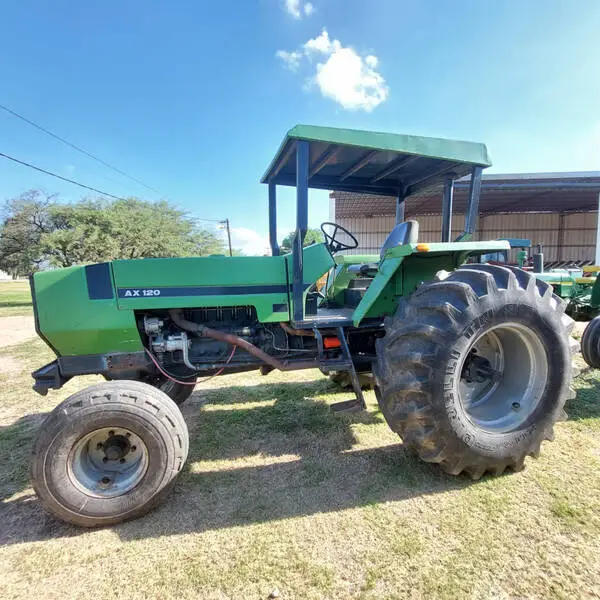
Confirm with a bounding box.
[533,243,544,274]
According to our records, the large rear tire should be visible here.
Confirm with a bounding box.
[374,264,578,479]
[581,316,600,368]
[31,381,189,527]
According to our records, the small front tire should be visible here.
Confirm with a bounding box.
[158,378,196,405]
[31,380,189,527]
[142,374,197,405]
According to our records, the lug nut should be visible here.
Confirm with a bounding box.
[108,430,115,437]
[103,456,108,463]
[130,446,137,452]
[96,442,103,450]
[512,402,521,410]
[119,458,126,464]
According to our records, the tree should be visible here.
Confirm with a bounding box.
[0,191,226,274]
[280,227,324,254]
[41,200,114,267]
[0,190,55,276]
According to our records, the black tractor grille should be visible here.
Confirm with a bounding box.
[183,306,257,327]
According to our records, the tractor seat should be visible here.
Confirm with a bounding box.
[346,220,420,281]
[380,220,419,260]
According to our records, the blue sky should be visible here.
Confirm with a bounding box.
[1,0,599,254]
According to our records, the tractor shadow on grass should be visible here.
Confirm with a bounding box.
[1,378,489,546]
[566,370,600,421]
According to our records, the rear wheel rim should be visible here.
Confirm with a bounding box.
[68,427,149,498]
[459,322,548,433]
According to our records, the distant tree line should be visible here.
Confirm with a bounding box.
[0,190,227,276]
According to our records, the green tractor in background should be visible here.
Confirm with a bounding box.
[478,238,600,321]
[29,125,578,527]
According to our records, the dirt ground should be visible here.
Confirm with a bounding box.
[574,320,588,337]
[0,315,36,349]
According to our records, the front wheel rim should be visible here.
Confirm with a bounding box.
[458,322,548,433]
[68,427,149,498]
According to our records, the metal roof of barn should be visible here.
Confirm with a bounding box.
[261,124,492,197]
[333,171,600,217]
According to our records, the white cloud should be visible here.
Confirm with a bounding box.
[284,0,314,19]
[276,49,302,72]
[276,29,389,112]
[365,55,378,68]
[230,227,271,256]
[304,29,339,54]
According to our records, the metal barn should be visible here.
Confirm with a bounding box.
[331,172,600,266]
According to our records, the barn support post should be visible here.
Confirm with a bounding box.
[441,175,454,242]
[557,212,565,263]
[395,191,405,224]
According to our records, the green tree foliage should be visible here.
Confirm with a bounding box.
[0,191,226,274]
[280,227,324,254]
[0,190,55,276]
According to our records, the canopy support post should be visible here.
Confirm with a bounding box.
[457,166,483,241]
[395,191,405,224]
[441,175,454,242]
[292,140,309,322]
[596,191,600,265]
[268,183,279,256]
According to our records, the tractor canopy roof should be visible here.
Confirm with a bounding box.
[261,124,492,198]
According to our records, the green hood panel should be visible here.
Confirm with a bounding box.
[32,266,142,356]
[32,245,335,356]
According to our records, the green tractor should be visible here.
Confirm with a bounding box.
[476,238,600,320]
[30,125,578,527]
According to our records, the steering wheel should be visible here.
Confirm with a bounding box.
[320,222,359,253]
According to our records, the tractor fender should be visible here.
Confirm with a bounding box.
[352,240,511,326]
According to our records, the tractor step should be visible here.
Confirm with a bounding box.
[323,327,367,413]
[330,399,365,413]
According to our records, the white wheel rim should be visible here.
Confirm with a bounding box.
[458,322,548,433]
[68,427,149,498]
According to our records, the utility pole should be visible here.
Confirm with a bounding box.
[221,218,233,257]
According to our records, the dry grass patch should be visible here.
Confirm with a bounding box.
[0,338,599,599]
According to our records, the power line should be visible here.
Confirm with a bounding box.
[0,102,166,197]
[0,151,127,200]
[0,150,232,226]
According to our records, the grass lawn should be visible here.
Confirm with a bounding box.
[0,333,599,599]
[0,281,32,317]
